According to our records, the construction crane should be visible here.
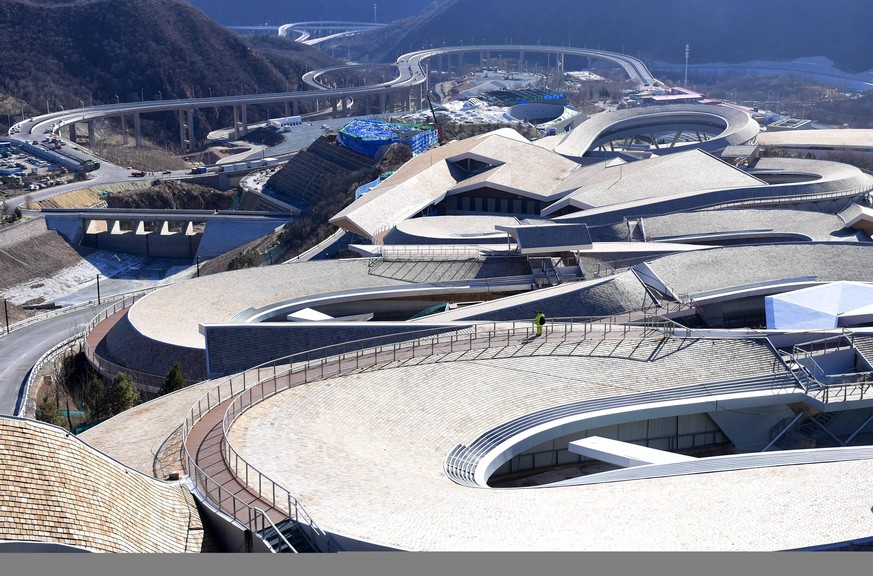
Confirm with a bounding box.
[425,95,446,145]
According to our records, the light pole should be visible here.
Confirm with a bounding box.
[3,299,8,335]
[684,44,690,88]
[79,100,84,109]
[89,92,92,107]
[195,256,200,278]
[158,91,162,101]
[96,274,101,305]
[261,139,266,161]
[115,94,120,104]
[141,87,144,101]
[209,87,213,98]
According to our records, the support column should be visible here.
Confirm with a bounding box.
[233,105,240,140]
[380,93,386,115]
[186,108,195,152]
[331,99,338,118]
[341,97,348,116]
[240,103,248,135]
[292,100,299,115]
[179,109,186,151]
[121,115,128,146]
[69,123,77,144]
[519,50,524,72]
[425,60,430,92]
[284,101,290,117]
[134,112,142,148]
[88,120,96,149]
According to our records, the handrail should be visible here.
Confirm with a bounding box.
[187,457,297,553]
[0,284,156,339]
[81,289,165,393]
[16,332,83,417]
[181,302,712,552]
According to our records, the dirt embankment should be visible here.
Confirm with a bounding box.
[104,180,237,211]
[0,219,90,321]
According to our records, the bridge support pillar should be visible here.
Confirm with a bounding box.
[68,123,77,144]
[437,55,443,78]
[425,60,430,92]
[134,112,142,148]
[240,104,248,135]
[121,115,128,146]
[331,99,338,118]
[379,93,386,115]
[519,50,524,72]
[88,120,96,150]
[186,109,195,152]
[341,96,348,116]
[284,101,290,117]
[292,100,299,115]
[179,110,185,152]
[233,105,240,140]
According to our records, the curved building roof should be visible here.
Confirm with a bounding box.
[553,104,762,160]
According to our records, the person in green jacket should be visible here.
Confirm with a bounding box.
[534,311,546,336]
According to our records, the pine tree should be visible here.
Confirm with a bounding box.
[159,362,189,396]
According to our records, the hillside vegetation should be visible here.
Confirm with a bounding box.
[356,0,873,74]
[0,0,338,136]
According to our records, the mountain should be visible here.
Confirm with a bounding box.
[0,0,337,120]
[182,0,444,26]
[362,0,873,74]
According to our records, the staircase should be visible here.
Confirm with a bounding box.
[258,518,316,553]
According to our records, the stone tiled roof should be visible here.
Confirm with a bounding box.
[419,272,653,322]
[544,150,766,215]
[642,242,873,297]
[384,215,521,245]
[127,259,413,349]
[220,336,873,552]
[330,128,581,239]
[640,208,854,242]
[0,417,211,552]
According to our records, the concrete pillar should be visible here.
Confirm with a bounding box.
[69,123,77,144]
[241,103,248,134]
[186,108,195,152]
[233,105,240,140]
[284,101,290,117]
[425,60,430,91]
[331,99,338,118]
[134,112,142,148]
[88,120,96,149]
[341,97,348,115]
[438,55,443,77]
[121,115,128,146]
[179,109,185,151]
[519,50,524,72]
[293,100,299,115]
[380,93,386,114]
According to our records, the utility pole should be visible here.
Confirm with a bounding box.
[684,44,690,87]
[3,299,9,335]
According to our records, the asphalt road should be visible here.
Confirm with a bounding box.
[0,303,105,415]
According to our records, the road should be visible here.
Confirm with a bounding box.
[0,304,104,415]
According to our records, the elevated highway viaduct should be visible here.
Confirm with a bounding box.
[10,46,655,155]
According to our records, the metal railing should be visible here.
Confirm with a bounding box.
[1,285,160,339]
[181,304,718,552]
[16,332,84,417]
[444,372,801,487]
[189,464,297,553]
[81,288,165,393]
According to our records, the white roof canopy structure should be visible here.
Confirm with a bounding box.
[765,281,873,330]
